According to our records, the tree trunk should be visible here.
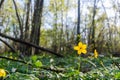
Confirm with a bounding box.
[13,0,24,54]
[0,0,5,9]
[76,0,81,44]
[30,0,44,55]
[91,0,97,52]
[88,0,97,52]
[22,0,31,55]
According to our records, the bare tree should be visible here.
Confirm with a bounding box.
[88,0,97,52]
[13,0,23,39]
[30,0,44,55]
[76,0,81,44]
[91,0,97,51]
[0,0,5,9]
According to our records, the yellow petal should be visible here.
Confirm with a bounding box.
[82,49,87,54]
[74,46,79,50]
[94,53,98,58]
[78,42,82,47]
[0,73,2,76]
[82,44,87,49]
[94,49,98,58]
[0,69,6,77]
[78,50,82,55]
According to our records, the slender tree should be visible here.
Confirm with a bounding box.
[91,0,97,51]
[0,0,5,9]
[76,0,81,44]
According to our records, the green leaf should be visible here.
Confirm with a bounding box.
[115,72,120,79]
[34,60,42,67]
[31,55,37,62]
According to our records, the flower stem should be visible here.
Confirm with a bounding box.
[78,55,81,71]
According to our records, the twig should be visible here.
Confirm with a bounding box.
[112,59,120,70]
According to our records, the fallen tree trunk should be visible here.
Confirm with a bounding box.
[0,33,63,57]
[0,38,16,52]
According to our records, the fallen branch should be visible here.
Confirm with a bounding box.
[0,33,63,57]
[0,56,27,64]
[0,56,65,73]
[0,38,16,52]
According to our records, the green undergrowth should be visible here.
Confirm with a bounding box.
[0,52,120,80]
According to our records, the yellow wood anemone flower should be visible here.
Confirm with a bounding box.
[94,49,98,58]
[0,69,6,77]
[74,42,87,55]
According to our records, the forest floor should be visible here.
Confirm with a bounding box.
[0,52,120,80]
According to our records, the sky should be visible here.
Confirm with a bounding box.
[68,0,117,19]
[65,0,120,27]
[0,0,120,30]
[0,0,119,30]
